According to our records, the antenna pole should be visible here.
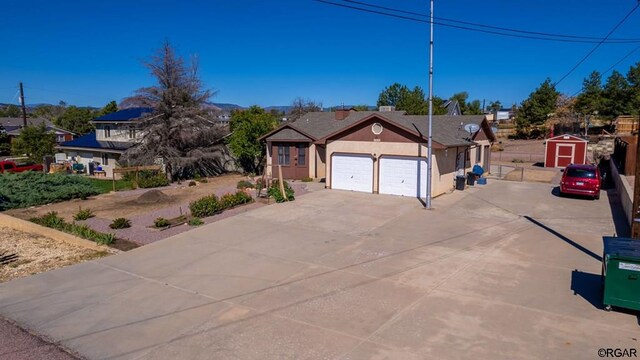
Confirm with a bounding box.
[19,82,27,127]
[426,0,434,209]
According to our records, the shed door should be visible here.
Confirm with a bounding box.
[379,156,427,198]
[555,144,575,167]
[331,154,373,193]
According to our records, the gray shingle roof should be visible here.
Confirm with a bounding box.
[0,117,51,128]
[267,127,312,141]
[266,111,490,147]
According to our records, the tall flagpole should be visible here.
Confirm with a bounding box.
[426,0,434,209]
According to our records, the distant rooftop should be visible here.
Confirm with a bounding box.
[93,107,153,122]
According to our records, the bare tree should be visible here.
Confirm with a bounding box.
[289,97,322,121]
[120,41,229,179]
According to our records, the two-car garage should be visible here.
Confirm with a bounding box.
[330,154,428,198]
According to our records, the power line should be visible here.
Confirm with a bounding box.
[314,0,640,44]
[571,45,640,97]
[554,2,640,86]
[340,0,640,43]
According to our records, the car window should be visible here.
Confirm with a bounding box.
[566,168,596,178]
[3,163,14,170]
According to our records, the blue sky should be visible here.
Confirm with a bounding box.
[1,0,639,109]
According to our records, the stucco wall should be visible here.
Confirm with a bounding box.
[610,158,633,228]
[316,146,326,179]
[325,140,458,197]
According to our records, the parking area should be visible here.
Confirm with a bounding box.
[0,180,637,359]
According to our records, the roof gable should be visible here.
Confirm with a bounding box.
[547,134,587,142]
[265,127,313,142]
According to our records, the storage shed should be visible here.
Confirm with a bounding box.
[544,134,588,168]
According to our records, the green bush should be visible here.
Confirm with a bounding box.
[154,217,170,228]
[0,172,99,210]
[110,217,131,229]
[301,176,313,182]
[236,180,254,189]
[30,211,114,245]
[190,191,254,218]
[189,194,222,218]
[188,217,203,226]
[74,207,95,221]
[137,170,170,188]
[268,180,295,203]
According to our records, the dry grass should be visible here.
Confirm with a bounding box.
[504,168,559,183]
[0,226,109,283]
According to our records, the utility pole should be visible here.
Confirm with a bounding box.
[19,82,27,127]
[632,116,640,239]
[425,0,434,209]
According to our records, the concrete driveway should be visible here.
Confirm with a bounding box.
[1,181,637,359]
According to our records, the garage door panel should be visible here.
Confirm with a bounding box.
[379,157,428,198]
[331,154,373,193]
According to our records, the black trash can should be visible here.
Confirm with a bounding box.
[455,176,466,190]
[466,172,476,186]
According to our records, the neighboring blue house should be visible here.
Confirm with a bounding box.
[57,108,152,177]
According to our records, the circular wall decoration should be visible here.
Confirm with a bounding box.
[372,122,383,135]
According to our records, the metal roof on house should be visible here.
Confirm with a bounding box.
[264,111,490,148]
[92,108,153,122]
[57,132,133,153]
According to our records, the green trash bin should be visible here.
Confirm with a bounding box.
[602,236,640,312]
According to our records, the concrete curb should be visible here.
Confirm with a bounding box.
[0,213,118,253]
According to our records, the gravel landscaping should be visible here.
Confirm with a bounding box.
[6,174,312,246]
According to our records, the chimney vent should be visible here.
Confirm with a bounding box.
[335,109,351,120]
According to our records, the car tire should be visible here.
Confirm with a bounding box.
[594,192,600,200]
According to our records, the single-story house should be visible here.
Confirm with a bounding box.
[260,109,496,198]
[57,108,152,177]
[0,117,74,143]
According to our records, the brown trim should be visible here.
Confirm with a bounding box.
[258,123,317,142]
[329,152,375,193]
[316,114,423,144]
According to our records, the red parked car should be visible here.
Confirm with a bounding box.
[0,160,44,174]
[560,164,601,200]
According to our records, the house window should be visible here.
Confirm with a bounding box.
[278,145,290,165]
[297,144,306,165]
[104,125,111,138]
[101,153,109,166]
[57,135,65,142]
[129,127,136,139]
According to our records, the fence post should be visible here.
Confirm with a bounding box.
[521,167,524,182]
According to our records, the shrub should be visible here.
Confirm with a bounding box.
[301,176,313,182]
[512,158,525,163]
[268,180,295,203]
[188,181,197,187]
[234,190,253,205]
[154,217,170,228]
[30,212,114,245]
[74,207,95,221]
[237,180,254,189]
[110,217,131,229]
[189,194,222,218]
[199,178,208,183]
[219,193,238,209]
[188,217,203,226]
[0,172,98,210]
[137,170,170,188]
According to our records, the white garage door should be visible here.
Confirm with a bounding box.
[379,156,428,198]
[331,154,373,193]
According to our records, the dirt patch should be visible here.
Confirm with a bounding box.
[0,226,109,283]
[504,167,559,183]
[131,190,172,205]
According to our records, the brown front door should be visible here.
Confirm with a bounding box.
[273,143,309,180]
